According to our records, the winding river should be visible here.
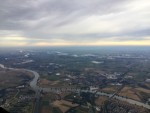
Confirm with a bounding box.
[0,64,150,109]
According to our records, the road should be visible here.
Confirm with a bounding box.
[27,69,150,110]
[1,64,150,110]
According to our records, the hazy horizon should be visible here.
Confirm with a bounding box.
[0,0,150,46]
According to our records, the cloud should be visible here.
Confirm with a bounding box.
[0,0,150,46]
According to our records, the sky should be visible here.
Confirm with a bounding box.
[0,0,150,46]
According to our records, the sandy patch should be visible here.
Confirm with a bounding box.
[53,100,78,113]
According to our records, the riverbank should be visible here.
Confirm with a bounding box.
[0,64,150,109]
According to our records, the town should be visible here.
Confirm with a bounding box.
[0,47,150,113]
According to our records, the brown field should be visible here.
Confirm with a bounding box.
[135,87,150,93]
[119,87,141,101]
[0,68,32,88]
[100,86,118,93]
[38,78,74,88]
[119,86,150,101]
[40,106,52,113]
[95,96,108,106]
[53,100,78,113]
[39,79,51,85]
[38,79,65,87]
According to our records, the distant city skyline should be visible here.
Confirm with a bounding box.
[0,0,150,46]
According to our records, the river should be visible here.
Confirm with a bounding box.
[0,64,150,109]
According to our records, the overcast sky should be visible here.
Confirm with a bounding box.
[0,0,150,46]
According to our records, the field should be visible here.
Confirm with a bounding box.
[95,96,108,106]
[0,68,32,88]
[100,86,119,94]
[38,79,63,87]
[53,100,78,113]
[119,86,150,102]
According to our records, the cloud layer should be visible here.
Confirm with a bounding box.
[0,0,150,46]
